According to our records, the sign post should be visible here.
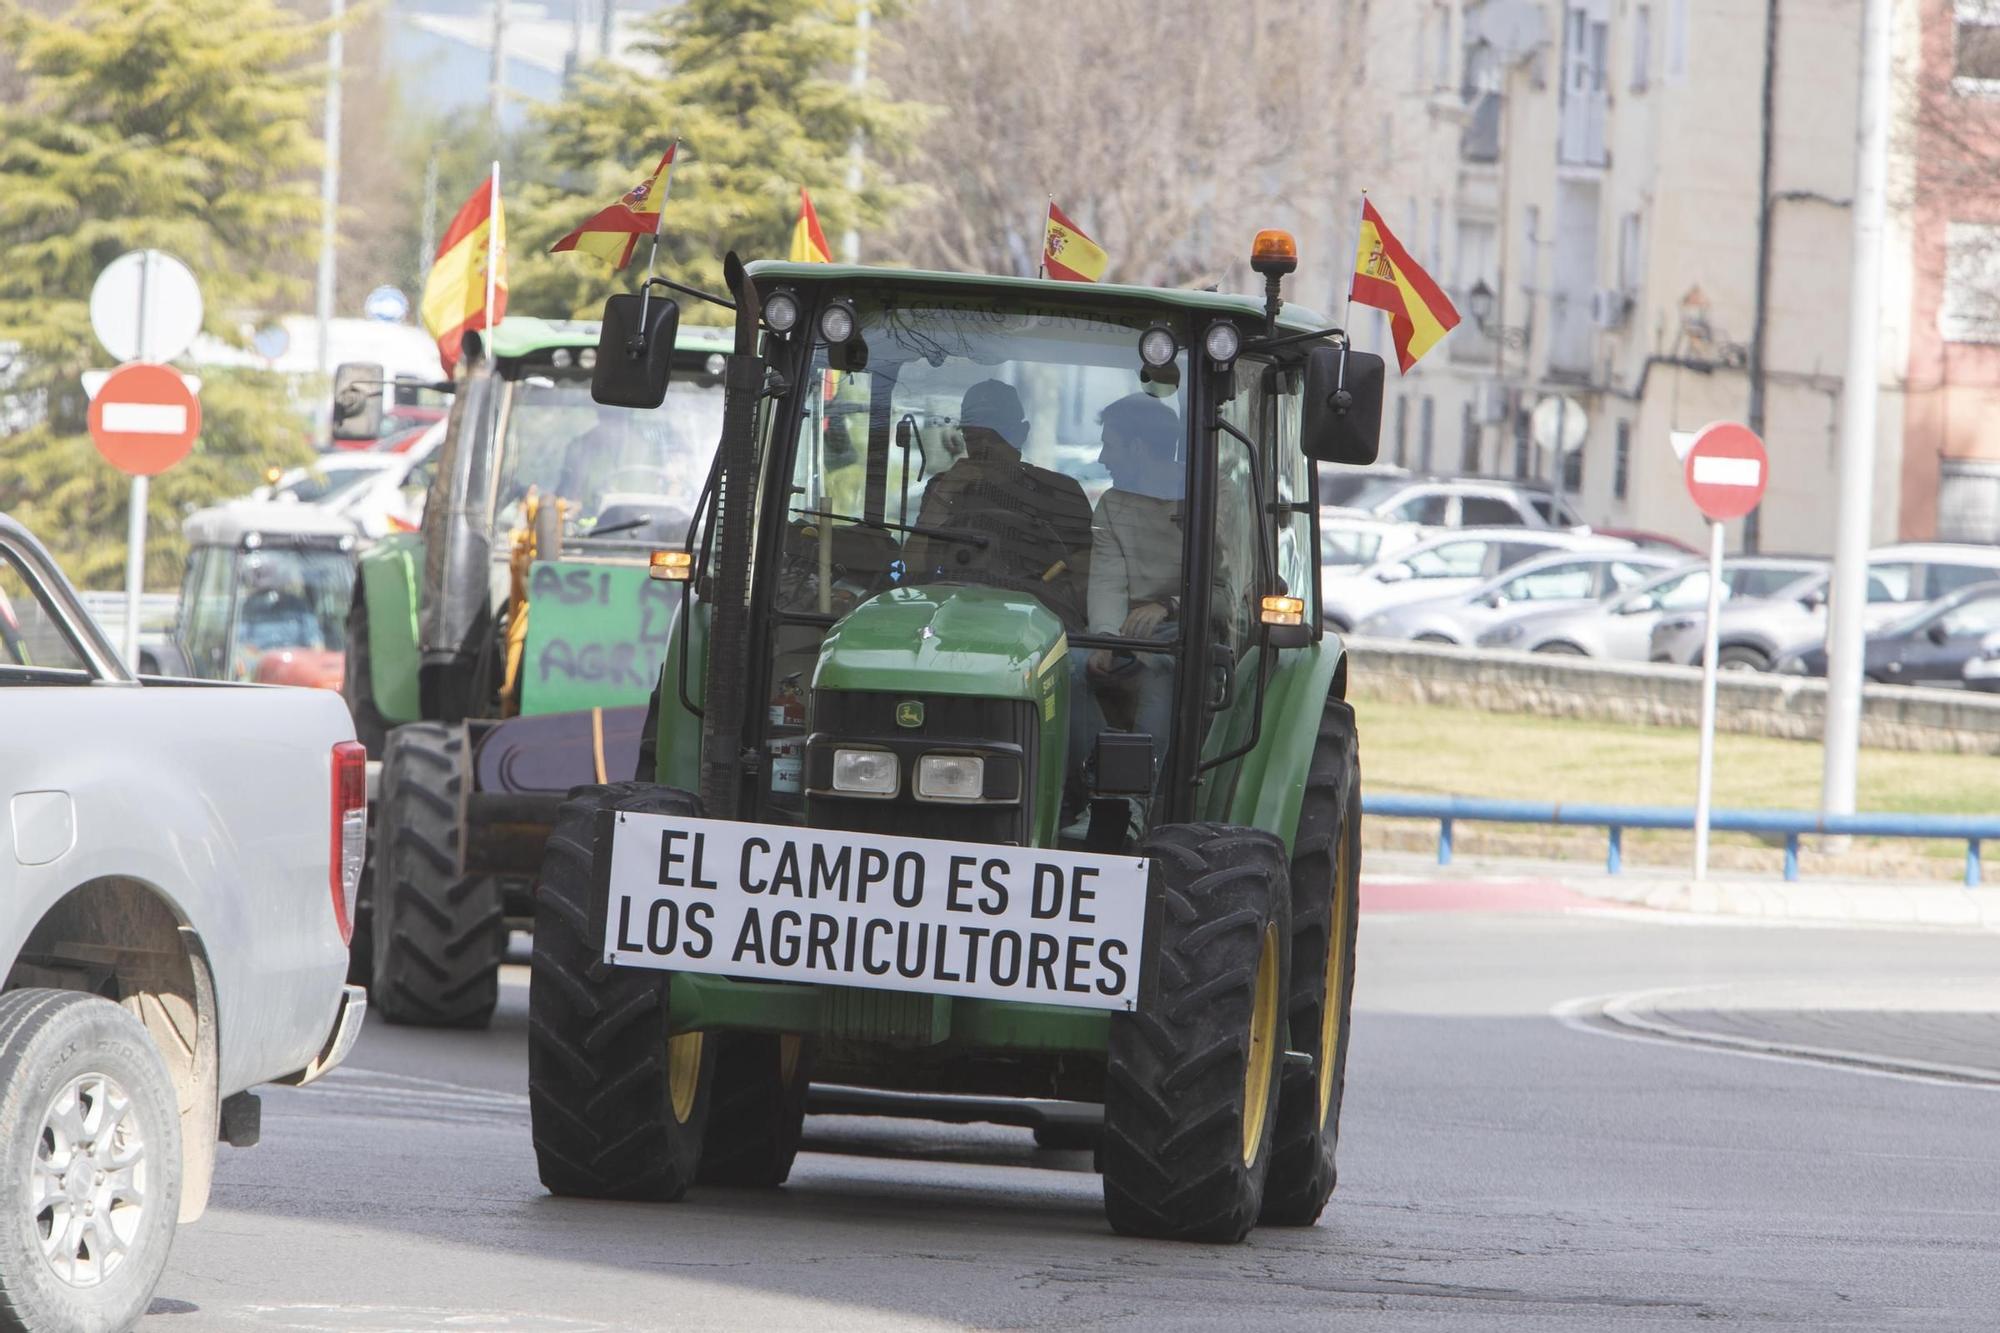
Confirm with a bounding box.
[89,251,203,671]
[1682,422,1770,880]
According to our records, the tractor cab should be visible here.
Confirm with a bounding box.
[172,500,360,689]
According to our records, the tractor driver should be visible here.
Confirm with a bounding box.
[905,380,1094,630]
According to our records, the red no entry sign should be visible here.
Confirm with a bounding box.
[1683,421,1768,522]
[88,361,200,476]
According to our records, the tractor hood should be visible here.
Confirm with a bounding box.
[814,586,1069,701]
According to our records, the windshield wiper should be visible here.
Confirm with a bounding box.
[787,504,988,548]
[585,515,658,538]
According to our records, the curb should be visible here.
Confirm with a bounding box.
[1561,874,2000,931]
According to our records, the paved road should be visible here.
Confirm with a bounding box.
[142,882,2000,1330]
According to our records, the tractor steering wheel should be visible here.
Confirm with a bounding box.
[934,506,1082,622]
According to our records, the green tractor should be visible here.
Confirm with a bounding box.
[528,237,1384,1241]
[336,316,731,1027]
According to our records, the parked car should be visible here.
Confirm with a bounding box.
[0,513,364,1331]
[1480,556,1826,659]
[1322,527,1621,630]
[257,419,442,537]
[1773,581,2000,685]
[1319,511,1430,574]
[1650,543,2000,669]
[1354,548,1677,644]
[1323,473,1585,529]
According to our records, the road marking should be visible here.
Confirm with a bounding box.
[231,1304,613,1331]
[1552,989,2000,1090]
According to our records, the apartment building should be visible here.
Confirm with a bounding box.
[1346,0,1921,554]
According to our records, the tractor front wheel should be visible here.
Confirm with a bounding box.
[370,722,502,1028]
[1102,823,1291,1243]
[696,1034,812,1188]
[530,783,714,1200]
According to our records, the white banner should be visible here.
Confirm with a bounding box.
[602,813,1150,1011]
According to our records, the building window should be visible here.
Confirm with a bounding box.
[1613,420,1631,500]
[1461,403,1481,473]
[1512,408,1531,478]
[1942,221,2000,343]
[1562,441,1584,493]
[1665,0,1688,84]
[1957,1,2000,93]
[1394,397,1409,468]
[1419,396,1436,471]
[1617,212,1644,292]
[1632,4,1651,91]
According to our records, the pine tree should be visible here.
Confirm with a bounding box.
[507,0,931,321]
[0,0,325,588]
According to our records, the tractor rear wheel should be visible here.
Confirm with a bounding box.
[530,782,714,1200]
[1260,696,1362,1226]
[696,1034,812,1188]
[370,723,502,1028]
[1102,823,1291,1243]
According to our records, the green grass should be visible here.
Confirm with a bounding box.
[1348,696,2000,878]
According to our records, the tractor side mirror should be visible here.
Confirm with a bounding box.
[1300,345,1386,465]
[592,291,682,409]
[331,362,384,441]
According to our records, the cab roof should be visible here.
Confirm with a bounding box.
[486,314,734,359]
[182,500,362,549]
[742,261,1336,337]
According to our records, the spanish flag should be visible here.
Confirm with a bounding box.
[1042,202,1108,283]
[790,186,833,264]
[550,145,677,269]
[420,169,507,375]
[1350,199,1459,372]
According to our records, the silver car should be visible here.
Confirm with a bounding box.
[1649,543,2000,669]
[1480,556,1824,659]
[1322,527,1617,631]
[1324,474,1585,529]
[1355,548,1676,645]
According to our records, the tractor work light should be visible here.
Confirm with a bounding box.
[818,299,858,344]
[1260,594,1305,627]
[831,748,898,796]
[551,349,573,369]
[764,290,801,334]
[579,348,598,369]
[1204,321,1242,367]
[649,549,693,581]
[1250,229,1299,277]
[916,754,985,801]
[1138,325,1178,369]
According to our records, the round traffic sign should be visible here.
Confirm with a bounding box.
[89,250,204,363]
[363,285,410,323]
[1683,421,1768,521]
[87,362,201,476]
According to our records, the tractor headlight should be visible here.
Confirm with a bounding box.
[831,748,898,796]
[764,290,801,334]
[1204,321,1241,367]
[818,299,857,344]
[916,754,985,801]
[1138,325,1178,369]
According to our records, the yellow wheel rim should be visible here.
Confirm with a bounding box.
[1319,815,1353,1127]
[668,1032,704,1124]
[1242,923,1281,1165]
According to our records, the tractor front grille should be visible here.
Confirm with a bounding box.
[804,690,1036,846]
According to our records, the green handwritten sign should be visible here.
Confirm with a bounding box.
[520,559,681,716]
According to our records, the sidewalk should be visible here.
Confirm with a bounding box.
[1364,848,2000,931]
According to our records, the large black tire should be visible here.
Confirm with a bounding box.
[695,1035,812,1188]
[371,722,502,1028]
[0,990,181,1333]
[342,590,391,758]
[1102,823,1291,1243]
[1261,696,1363,1226]
[530,782,715,1200]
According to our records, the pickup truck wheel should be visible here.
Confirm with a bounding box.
[530,783,714,1200]
[696,1034,812,1188]
[1260,696,1362,1226]
[372,722,501,1029]
[0,990,180,1333]
[342,591,390,758]
[1102,823,1291,1243]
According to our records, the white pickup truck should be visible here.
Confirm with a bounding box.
[0,514,365,1332]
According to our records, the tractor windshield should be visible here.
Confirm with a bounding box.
[495,370,724,546]
[775,298,1191,630]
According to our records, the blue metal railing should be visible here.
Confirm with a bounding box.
[1363,793,1998,887]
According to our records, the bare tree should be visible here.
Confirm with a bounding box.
[881,0,1361,298]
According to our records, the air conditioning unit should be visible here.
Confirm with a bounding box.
[1590,288,1633,330]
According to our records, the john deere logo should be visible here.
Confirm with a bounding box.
[895,700,925,728]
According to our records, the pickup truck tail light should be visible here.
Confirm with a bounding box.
[331,741,367,946]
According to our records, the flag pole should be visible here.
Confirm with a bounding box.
[1037,195,1051,280]
[635,138,678,335]
[484,160,500,357]
[1337,189,1369,394]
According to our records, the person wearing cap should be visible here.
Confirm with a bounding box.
[906,379,1093,629]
